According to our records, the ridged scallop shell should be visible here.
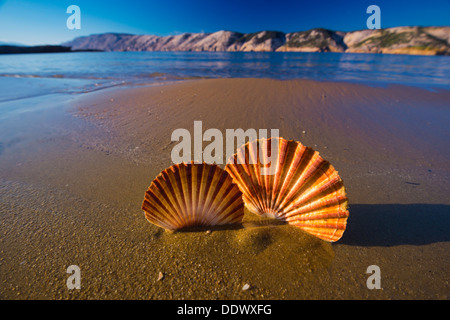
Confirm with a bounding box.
[142,162,245,231]
[225,138,349,242]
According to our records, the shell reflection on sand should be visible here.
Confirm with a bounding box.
[159,212,335,295]
[225,137,349,242]
[142,162,245,231]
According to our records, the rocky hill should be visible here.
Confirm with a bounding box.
[64,26,450,56]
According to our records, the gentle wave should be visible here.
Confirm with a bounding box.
[0,51,449,103]
[0,73,110,80]
[0,71,212,82]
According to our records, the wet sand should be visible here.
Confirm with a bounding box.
[0,78,449,299]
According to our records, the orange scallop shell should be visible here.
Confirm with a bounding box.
[225,137,349,242]
[142,162,244,231]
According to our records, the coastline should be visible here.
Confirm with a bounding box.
[63,26,450,56]
[0,78,449,299]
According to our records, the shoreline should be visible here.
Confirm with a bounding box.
[0,78,449,299]
[2,52,450,100]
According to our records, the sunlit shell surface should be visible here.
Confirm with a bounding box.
[225,138,349,242]
[142,162,244,231]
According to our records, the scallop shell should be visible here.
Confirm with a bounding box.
[142,162,245,231]
[225,138,349,242]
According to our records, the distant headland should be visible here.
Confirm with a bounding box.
[63,26,450,56]
[0,45,100,54]
[2,26,449,56]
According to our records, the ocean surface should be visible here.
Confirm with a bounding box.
[0,51,449,104]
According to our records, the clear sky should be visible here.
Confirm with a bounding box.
[0,0,449,45]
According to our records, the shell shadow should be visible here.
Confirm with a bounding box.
[174,218,287,233]
[174,223,243,233]
[339,203,450,246]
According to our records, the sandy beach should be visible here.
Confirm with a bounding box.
[0,78,449,299]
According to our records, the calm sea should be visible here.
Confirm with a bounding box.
[0,51,449,103]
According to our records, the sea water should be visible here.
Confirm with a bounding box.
[0,51,449,104]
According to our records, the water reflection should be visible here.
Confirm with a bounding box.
[0,51,449,102]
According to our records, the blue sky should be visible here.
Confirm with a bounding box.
[0,0,449,45]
